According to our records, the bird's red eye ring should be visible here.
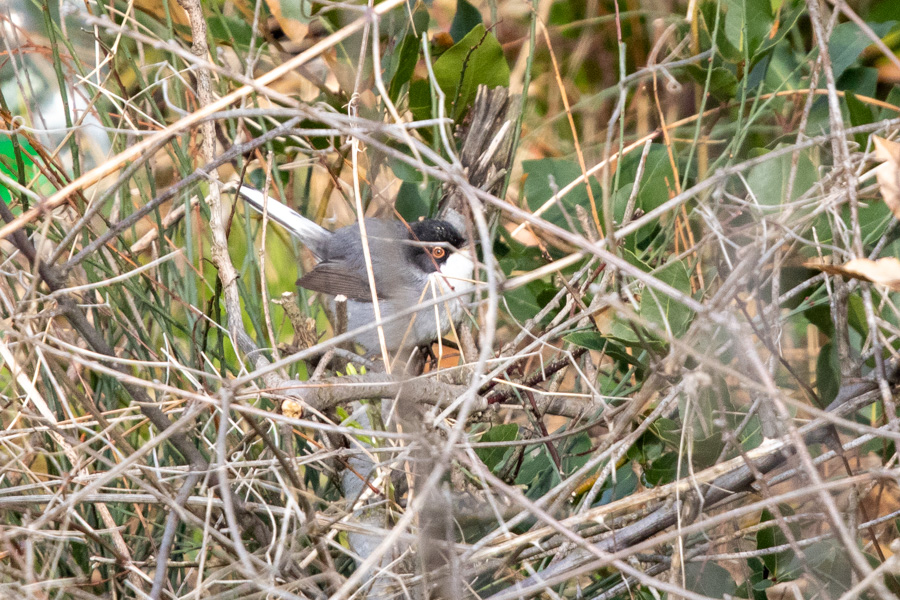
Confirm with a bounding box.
[431,246,446,259]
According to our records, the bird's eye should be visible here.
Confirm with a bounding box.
[431,246,446,259]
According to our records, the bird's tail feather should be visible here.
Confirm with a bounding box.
[230,184,330,258]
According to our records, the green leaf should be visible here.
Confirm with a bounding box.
[816,341,840,406]
[847,294,869,338]
[504,281,549,322]
[515,447,560,500]
[724,0,773,60]
[746,145,817,205]
[685,561,737,597]
[845,91,875,149]
[561,432,593,475]
[616,144,677,215]
[450,0,483,43]
[651,417,682,446]
[757,508,800,579]
[408,78,434,124]
[686,64,740,100]
[880,85,900,120]
[643,452,678,486]
[829,21,894,80]
[523,158,601,231]
[698,2,742,63]
[612,144,678,245]
[749,578,774,600]
[640,261,693,338]
[595,464,638,505]
[390,157,425,184]
[389,34,422,104]
[395,181,429,222]
[839,66,879,97]
[475,424,519,472]
[564,331,646,377]
[563,331,608,351]
[804,299,834,337]
[752,3,805,66]
[433,24,510,119]
[495,231,547,274]
[627,431,664,463]
[871,0,900,22]
[813,541,855,596]
[0,138,38,206]
[206,14,256,48]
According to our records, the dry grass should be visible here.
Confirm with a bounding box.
[1,1,900,599]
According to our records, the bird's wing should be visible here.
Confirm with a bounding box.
[297,262,383,302]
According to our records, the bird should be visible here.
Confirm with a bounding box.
[231,184,475,357]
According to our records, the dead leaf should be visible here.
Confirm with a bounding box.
[872,136,900,219]
[805,256,900,291]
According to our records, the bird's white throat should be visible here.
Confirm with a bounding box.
[436,251,475,293]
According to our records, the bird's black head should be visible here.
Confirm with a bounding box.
[406,219,466,273]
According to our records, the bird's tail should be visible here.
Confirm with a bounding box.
[227,184,330,258]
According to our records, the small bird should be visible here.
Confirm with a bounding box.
[233,185,475,356]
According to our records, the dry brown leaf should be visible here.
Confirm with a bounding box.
[872,136,900,219]
[805,256,900,291]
